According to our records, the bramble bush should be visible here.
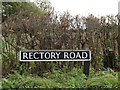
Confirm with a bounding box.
[1,1,120,89]
[2,10,120,76]
[2,68,119,88]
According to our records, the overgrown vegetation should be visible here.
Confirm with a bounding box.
[1,68,119,88]
[1,0,120,89]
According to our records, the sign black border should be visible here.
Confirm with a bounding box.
[19,50,91,61]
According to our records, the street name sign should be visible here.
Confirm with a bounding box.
[20,50,91,61]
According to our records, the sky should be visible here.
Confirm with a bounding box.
[31,0,120,17]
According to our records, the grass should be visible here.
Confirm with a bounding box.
[1,68,119,88]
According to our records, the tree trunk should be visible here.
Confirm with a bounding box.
[118,13,120,71]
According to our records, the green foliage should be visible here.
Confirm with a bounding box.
[86,74,118,88]
[2,2,45,16]
[1,0,119,89]
[2,68,119,88]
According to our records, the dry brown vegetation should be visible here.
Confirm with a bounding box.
[2,9,120,76]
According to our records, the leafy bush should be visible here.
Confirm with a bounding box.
[86,74,118,88]
[2,68,119,88]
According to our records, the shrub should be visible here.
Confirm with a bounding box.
[2,68,119,88]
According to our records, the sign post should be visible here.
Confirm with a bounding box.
[83,61,91,77]
[20,50,91,76]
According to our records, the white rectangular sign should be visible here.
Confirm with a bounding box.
[20,50,91,61]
